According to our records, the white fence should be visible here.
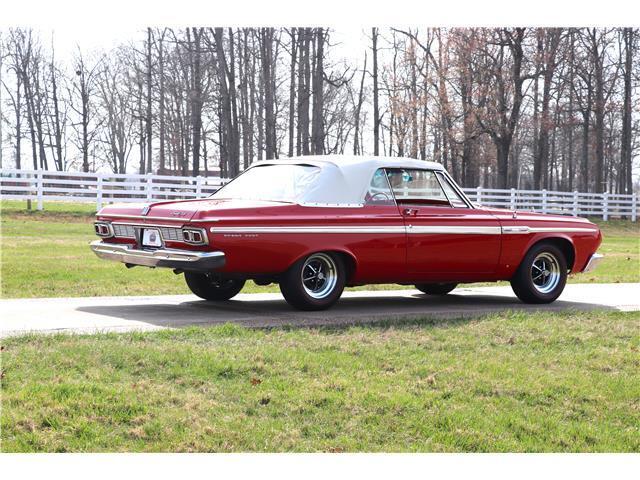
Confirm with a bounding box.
[0,168,637,221]
[0,169,224,211]
[461,187,638,221]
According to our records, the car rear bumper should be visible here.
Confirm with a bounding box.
[582,253,604,273]
[90,240,225,272]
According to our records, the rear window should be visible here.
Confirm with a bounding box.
[211,164,321,203]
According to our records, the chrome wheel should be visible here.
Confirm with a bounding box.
[530,252,561,294]
[301,253,338,299]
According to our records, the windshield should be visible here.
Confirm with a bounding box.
[211,164,322,203]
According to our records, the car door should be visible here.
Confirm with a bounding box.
[348,168,407,281]
[385,168,501,275]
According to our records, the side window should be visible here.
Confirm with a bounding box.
[364,168,395,206]
[386,169,450,207]
[436,172,468,208]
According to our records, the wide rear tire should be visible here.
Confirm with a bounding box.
[415,283,458,295]
[279,252,346,311]
[184,272,245,301]
[510,243,567,304]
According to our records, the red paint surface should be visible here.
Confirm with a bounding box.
[97,199,602,285]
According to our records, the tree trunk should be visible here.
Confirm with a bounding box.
[260,28,276,159]
[621,28,633,194]
[311,28,324,155]
[146,28,153,173]
[299,28,311,155]
[50,52,64,171]
[372,27,380,156]
[353,52,367,155]
[496,138,510,190]
[158,30,166,172]
[288,28,297,157]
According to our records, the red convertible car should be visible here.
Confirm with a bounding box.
[91,156,603,310]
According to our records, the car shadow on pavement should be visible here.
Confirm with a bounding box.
[77,291,617,331]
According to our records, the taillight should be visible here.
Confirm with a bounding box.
[94,222,113,237]
[182,228,207,245]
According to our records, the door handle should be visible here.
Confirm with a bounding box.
[403,208,418,216]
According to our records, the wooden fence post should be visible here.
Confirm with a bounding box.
[542,189,547,214]
[476,186,482,205]
[510,188,516,210]
[196,175,203,198]
[573,191,579,217]
[146,173,153,201]
[36,170,44,211]
[96,173,103,211]
[632,193,637,222]
[603,192,609,221]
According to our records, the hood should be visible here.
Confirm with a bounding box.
[481,205,596,225]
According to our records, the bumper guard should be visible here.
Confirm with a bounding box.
[582,253,604,273]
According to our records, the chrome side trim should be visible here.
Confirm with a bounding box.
[407,225,501,235]
[210,226,406,234]
[189,218,221,223]
[209,225,501,235]
[501,226,531,234]
[209,224,596,235]
[502,226,598,234]
[90,240,224,270]
[529,227,598,233]
[582,253,604,273]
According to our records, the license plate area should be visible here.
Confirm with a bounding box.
[141,228,162,248]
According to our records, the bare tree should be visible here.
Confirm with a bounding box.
[69,48,101,172]
[372,27,380,156]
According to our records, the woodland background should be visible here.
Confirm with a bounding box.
[0,27,638,193]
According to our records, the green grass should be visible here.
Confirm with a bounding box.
[1,310,639,452]
[1,200,638,298]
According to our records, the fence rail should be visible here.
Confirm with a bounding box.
[1,169,637,221]
[0,169,225,211]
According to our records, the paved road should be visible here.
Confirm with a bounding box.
[1,283,638,337]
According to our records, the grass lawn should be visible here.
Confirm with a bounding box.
[1,310,639,452]
[1,200,638,298]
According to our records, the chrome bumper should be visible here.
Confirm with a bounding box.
[582,253,604,273]
[90,240,225,271]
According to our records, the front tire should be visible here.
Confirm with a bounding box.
[415,283,458,295]
[279,252,346,311]
[184,272,245,301]
[510,243,567,304]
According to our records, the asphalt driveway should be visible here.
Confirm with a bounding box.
[1,283,638,337]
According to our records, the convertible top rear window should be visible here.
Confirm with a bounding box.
[211,164,321,203]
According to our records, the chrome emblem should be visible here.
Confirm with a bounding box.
[170,211,188,217]
[141,205,151,216]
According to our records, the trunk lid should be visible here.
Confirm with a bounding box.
[97,198,290,222]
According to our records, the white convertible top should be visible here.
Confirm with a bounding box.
[249,155,445,206]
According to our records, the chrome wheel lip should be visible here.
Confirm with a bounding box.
[301,253,338,300]
[531,252,561,294]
